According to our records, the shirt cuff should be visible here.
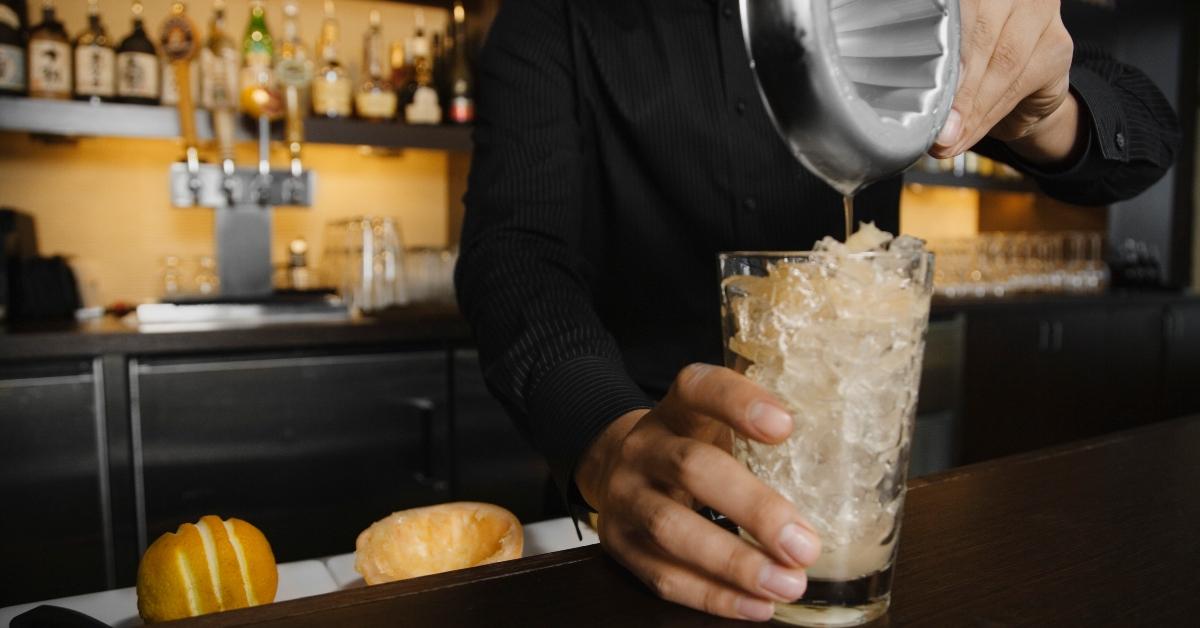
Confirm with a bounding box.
[978,65,1127,184]
[526,355,655,512]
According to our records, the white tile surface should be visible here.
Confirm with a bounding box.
[0,561,338,627]
[322,516,601,590]
[0,517,600,625]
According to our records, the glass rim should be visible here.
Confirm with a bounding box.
[719,250,935,261]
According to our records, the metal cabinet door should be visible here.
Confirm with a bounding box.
[452,350,556,522]
[1165,303,1200,418]
[0,360,111,605]
[133,351,450,563]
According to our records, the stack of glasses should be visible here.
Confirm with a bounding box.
[928,232,1108,298]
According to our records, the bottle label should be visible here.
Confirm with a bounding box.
[200,47,239,109]
[161,59,198,105]
[0,5,18,29]
[355,90,397,120]
[0,44,24,91]
[451,96,474,124]
[313,77,352,116]
[75,46,115,97]
[28,40,72,95]
[117,51,159,99]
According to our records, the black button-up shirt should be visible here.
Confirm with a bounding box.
[456,0,1181,490]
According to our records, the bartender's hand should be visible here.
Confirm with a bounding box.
[574,364,821,621]
[931,0,1084,167]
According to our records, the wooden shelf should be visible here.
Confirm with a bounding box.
[904,169,1037,193]
[0,98,473,152]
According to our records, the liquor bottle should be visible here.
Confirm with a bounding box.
[447,1,473,124]
[388,40,410,106]
[311,0,350,118]
[354,9,395,121]
[239,0,277,117]
[73,0,114,102]
[403,10,439,124]
[276,0,311,113]
[27,0,70,99]
[200,0,237,111]
[115,0,159,104]
[0,0,26,96]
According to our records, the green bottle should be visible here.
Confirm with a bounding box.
[240,0,275,115]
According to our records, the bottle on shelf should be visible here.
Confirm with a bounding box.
[276,0,311,113]
[27,0,70,99]
[311,0,351,118]
[200,0,238,111]
[354,9,395,122]
[0,0,27,96]
[447,1,473,125]
[398,9,427,108]
[388,40,410,107]
[115,0,160,105]
[403,9,439,124]
[240,0,278,118]
[429,31,443,104]
[73,0,114,102]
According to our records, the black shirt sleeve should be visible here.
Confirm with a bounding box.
[976,43,1182,206]
[454,0,653,500]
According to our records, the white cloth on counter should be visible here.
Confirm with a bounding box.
[0,517,600,626]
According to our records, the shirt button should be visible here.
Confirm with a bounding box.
[735,99,747,115]
[1115,132,1127,151]
[742,196,758,211]
[722,3,735,19]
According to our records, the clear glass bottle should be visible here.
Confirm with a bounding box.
[354,9,395,122]
[115,0,159,104]
[28,0,71,99]
[276,0,311,112]
[311,0,351,118]
[200,0,238,111]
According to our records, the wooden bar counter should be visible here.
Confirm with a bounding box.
[166,416,1200,627]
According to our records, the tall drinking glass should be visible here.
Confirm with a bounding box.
[719,248,934,627]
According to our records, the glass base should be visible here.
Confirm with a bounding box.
[771,569,892,627]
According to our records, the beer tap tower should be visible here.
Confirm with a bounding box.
[162,1,316,299]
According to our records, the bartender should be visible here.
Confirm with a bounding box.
[455,0,1179,621]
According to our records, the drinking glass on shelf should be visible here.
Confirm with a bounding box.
[195,256,219,296]
[324,217,408,311]
[161,255,185,297]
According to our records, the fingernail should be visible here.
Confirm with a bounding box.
[936,109,962,146]
[748,402,793,440]
[735,596,776,622]
[759,564,807,601]
[779,523,821,566]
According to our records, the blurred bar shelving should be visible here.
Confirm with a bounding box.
[0,98,474,152]
[903,169,1037,193]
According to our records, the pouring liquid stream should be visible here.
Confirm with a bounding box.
[842,195,855,242]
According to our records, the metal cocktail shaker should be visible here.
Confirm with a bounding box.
[740,0,961,196]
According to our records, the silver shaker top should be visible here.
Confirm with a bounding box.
[740,0,961,196]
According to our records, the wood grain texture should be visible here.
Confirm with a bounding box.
[160,416,1200,627]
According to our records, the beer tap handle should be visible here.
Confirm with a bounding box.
[213,107,238,205]
[284,85,305,178]
[255,114,273,206]
[160,2,201,204]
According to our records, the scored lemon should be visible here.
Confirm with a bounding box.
[136,516,278,623]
